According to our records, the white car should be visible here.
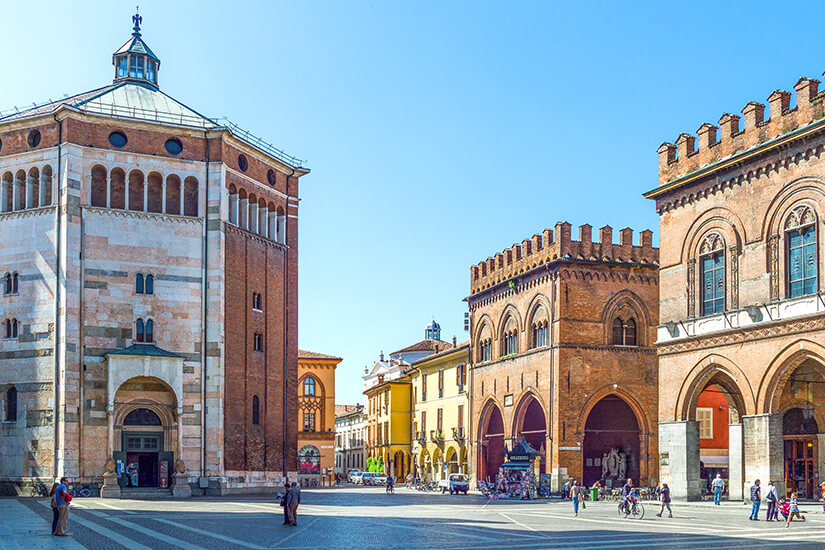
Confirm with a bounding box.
[347,469,363,483]
[438,474,469,495]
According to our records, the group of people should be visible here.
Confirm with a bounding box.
[49,477,72,537]
[748,479,819,527]
[279,481,302,526]
[566,477,672,518]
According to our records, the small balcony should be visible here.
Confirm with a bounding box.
[415,431,427,444]
[452,427,465,441]
[430,430,444,444]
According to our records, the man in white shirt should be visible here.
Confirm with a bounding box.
[711,474,725,505]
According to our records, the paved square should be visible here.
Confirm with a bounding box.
[6,486,825,549]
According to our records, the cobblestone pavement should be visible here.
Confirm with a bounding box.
[5,486,825,549]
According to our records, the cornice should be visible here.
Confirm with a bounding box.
[83,206,202,225]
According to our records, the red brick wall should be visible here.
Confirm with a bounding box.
[697,386,729,450]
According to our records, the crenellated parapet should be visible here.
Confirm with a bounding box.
[470,222,658,294]
[657,77,825,185]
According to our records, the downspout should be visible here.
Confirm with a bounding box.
[200,132,210,479]
[78,208,85,481]
[52,115,63,480]
[283,166,295,480]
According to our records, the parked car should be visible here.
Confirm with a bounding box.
[438,474,469,495]
[372,473,387,485]
[351,471,365,484]
[360,472,375,485]
[347,469,363,483]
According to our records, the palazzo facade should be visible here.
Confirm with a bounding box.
[468,223,659,490]
[648,74,825,500]
[0,15,305,494]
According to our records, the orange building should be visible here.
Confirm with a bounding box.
[297,350,341,486]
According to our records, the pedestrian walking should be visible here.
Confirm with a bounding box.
[765,480,779,521]
[286,482,301,526]
[53,477,72,536]
[49,480,60,535]
[656,483,672,518]
[570,480,581,516]
[785,493,805,527]
[562,480,570,500]
[711,473,725,505]
[819,482,825,513]
[748,479,761,520]
[279,483,290,525]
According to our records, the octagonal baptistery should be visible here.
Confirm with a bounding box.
[0,13,307,496]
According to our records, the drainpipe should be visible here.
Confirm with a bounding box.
[200,132,210,480]
[283,166,295,481]
[78,209,85,481]
[52,115,63,480]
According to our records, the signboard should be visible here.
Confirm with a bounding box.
[559,446,580,451]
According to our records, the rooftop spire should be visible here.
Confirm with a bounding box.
[132,6,142,36]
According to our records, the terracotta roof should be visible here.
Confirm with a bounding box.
[298,349,342,361]
[391,339,453,356]
[410,341,469,366]
[335,404,361,417]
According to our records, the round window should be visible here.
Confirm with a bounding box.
[109,131,128,148]
[27,130,41,148]
[164,138,183,155]
[267,169,277,186]
[238,154,248,172]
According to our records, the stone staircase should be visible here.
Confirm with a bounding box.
[120,487,173,499]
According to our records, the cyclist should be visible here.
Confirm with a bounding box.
[620,478,634,514]
[386,474,394,494]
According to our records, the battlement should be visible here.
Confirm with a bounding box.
[657,76,825,185]
[469,222,658,294]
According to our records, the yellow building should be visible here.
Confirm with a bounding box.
[297,350,341,486]
[408,343,470,481]
[365,376,412,478]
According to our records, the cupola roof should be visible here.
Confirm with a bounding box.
[113,9,161,88]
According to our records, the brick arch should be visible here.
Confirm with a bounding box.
[675,354,754,421]
[522,293,551,329]
[298,372,326,398]
[760,175,825,241]
[775,398,825,433]
[679,208,745,265]
[600,289,650,346]
[497,304,522,336]
[757,339,825,414]
[576,386,651,437]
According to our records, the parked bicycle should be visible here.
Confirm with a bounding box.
[30,479,50,498]
[69,484,91,498]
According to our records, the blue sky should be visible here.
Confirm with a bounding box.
[3,1,824,404]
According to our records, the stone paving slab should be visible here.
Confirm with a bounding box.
[0,499,85,550]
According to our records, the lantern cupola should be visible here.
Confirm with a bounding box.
[113,9,160,88]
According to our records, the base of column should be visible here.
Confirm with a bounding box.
[100,472,121,499]
[172,472,192,498]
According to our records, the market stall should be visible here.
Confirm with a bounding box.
[480,438,540,500]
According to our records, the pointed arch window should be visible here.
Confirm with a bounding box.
[612,317,637,346]
[501,316,518,357]
[11,273,18,294]
[699,233,725,316]
[145,319,154,343]
[252,395,260,425]
[785,205,818,298]
[145,274,154,295]
[135,273,144,294]
[304,377,316,397]
[3,273,10,295]
[136,318,145,342]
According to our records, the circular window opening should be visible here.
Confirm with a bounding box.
[27,130,41,148]
[267,169,277,186]
[109,131,128,148]
[164,138,183,155]
[238,154,249,172]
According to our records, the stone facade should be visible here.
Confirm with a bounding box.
[0,18,306,495]
[647,73,825,500]
[468,222,659,491]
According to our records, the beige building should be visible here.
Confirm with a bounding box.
[297,351,340,486]
[408,342,469,482]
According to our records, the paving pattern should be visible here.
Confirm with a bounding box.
[9,486,825,549]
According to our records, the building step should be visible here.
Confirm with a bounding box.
[120,487,173,499]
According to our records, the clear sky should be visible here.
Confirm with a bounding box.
[3,1,823,404]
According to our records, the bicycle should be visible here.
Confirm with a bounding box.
[30,479,50,498]
[618,497,645,519]
[69,485,91,498]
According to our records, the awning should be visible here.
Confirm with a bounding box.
[700,455,729,466]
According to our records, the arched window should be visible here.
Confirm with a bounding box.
[5,386,17,422]
[304,377,316,396]
[477,323,492,362]
[90,165,107,207]
[699,233,725,316]
[612,317,637,346]
[145,274,154,295]
[145,319,154,343]
[123,408,161,425]
[4,319,10,338]
[298,445,321,473]
[501,316,518,357]
[252,395,260,425]
[135,274,144,294]
[785,205,818,298]
[11,273,17,294]
[136,318,145,342]
[253,333,263,351]
[252,292,262,311]
[3,273,10,294]
[11,319,17,339]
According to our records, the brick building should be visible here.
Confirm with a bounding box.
[468,223,659,491]
[647,73,825,500]
[0,14,306,495]
[297,350,340,486]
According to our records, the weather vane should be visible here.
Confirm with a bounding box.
[132,6,142,35]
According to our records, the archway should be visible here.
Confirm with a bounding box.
[298,445,321,475]
[582,395,640,488]
[432,448,444,481]
[446,447,459,474]
[420,449,431,481]
[513,394,547,474]
[478,402,505,482]
[113,376,178,490]
[392,450,407,478]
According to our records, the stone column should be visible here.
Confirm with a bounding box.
[817,434,825,489]
[658,421,701,501]
[40,174,48,206]
[143,179,148,212]
[743,414,783,495]
[728,423,744,500]
[162,181,167,214]
[125,179,130,211]
[177,406,184,458]
[13,178,22,211]
[107,406,115,458]
[239,199,248,229]
[259,207,268,237]
[249,202,258,234]
[1,180,8,212]
[25,175,34,209]
[105,173,111,208]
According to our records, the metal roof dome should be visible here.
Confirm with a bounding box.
[113,9,161,89]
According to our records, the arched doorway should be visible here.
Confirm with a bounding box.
[432,448,444,481]
[420,450,431,481]
[513,395,547,473]
[783,408,819,499]
[298,445,321,475]
[392,450,407,478]
[446,448,459,474]
[122,408,165,488]
[478,403,505,482]
[582,395,640,487]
